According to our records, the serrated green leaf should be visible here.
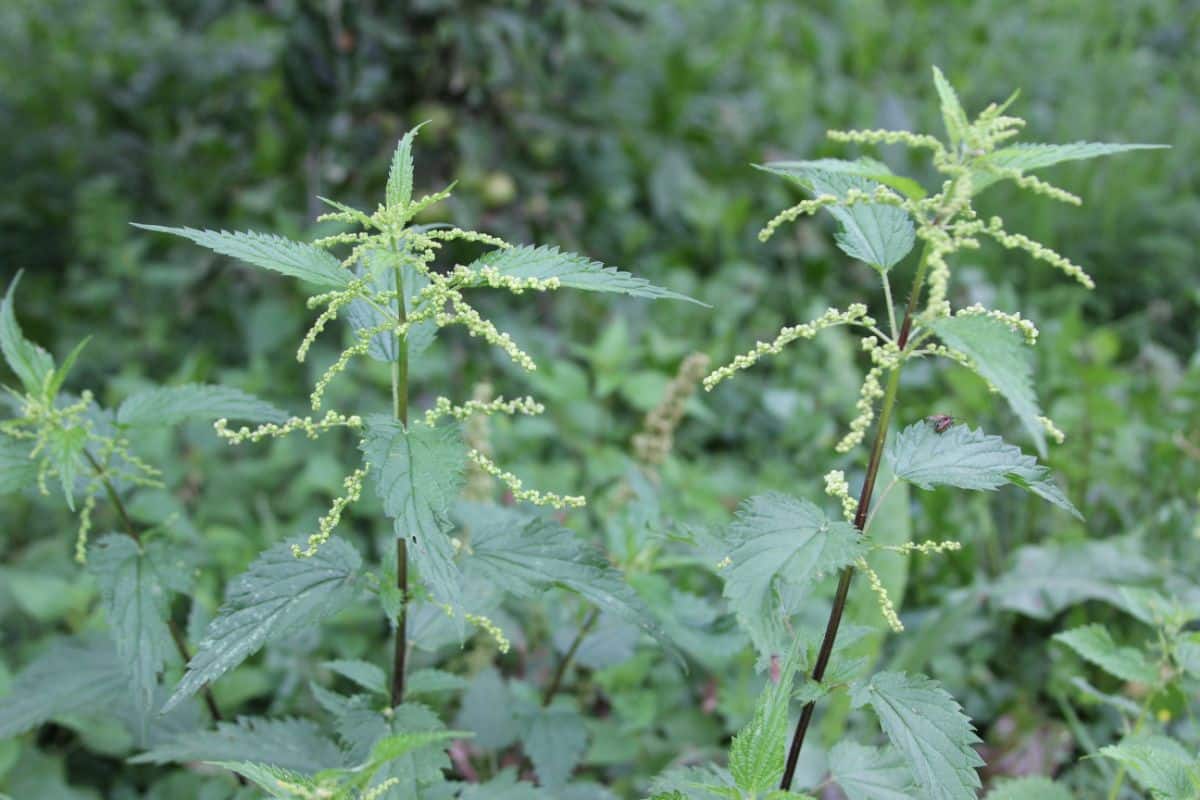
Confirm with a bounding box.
[89,533,188,716]
[212,761,320,798]
[0,271,55,396]
[728,639,804,792]
[721,493,865,655]
[0,435,37,494]
[760,158,926,200]
[1099,735,1200,800]
[0,636,130,738]
[467,515,676,657]
[334,702,450,797]
[323,659,387,696]
[520,703,589,789]
[991,538,1156,620]
[46,424,86,510]
[985,776,1074,800]
[850,671,983,800]
[1054,623,1158,685]
[386,124,426,210]
[133,225,352,288]
[345,256,436,363]
[930,314,1047,456]
[975,141,1168,192]
[46,336,90,399]
[887,421,1080,518]
[931,66,969,148]
[828,741,915,800]
[132,716,345,774]
[117,384,287,428]
[455,667,518,750]
[761,168,915,271]
[360,417,466,611]
[465,245,706,305]
[164,538,362,712]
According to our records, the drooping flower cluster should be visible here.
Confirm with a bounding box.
[632,352,711,471]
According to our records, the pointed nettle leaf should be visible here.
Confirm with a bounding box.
[1098,734,1200,800]
[760,158,927,200]
[828,741,916,800]
[758,165,916,271]
[519,700,589,790]
[163,537,362,712]
[850,671,983,800]
[321,659,388,697]
[973,141,1169,193]
[132,225,353,289]
[360,416,467,611]
[930,313,1047,457]
[462,244,708,305]
[886,421,1081,518]
[467,514,678,658]
[931,66,970,149]
[1,271,55,396]
[1053,623,1159,685]
[116,383,287,428]
[0,436,37,495]
[728,637,805,793]
[131,715,346,774]
[386,122,427,211]
[88,533,191,715]
[333,702,453,796]
[0,635,130,738]
[720,493,864,654]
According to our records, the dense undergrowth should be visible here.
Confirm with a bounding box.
[1,2,1198,799]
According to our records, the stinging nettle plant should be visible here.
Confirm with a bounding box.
[650,67,1164,800]
[120,124,700,796]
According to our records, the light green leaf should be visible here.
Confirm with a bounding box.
[1054,623,1159,685]
[211,761,319,798]
[828,741,915,800]
[887,421,1080,518]
[464,245,706,305]
[323,659,387,696]
[46,336,90,399]
[132,716,345,774]
[991,538,1156,620]
[762,167,915,271]
[0,271,55,396]
[88,533,188,715]
[334,702,450,797]
[760,158,926,200]
[117,384,287,428]
[931,66,969,148]
[721,493,865,655]
[46,424,86,510]
[521,703,588,789]
[850,671,983,800]
[980,141,1168,184]
[0,436,37,495]
[468,515,676,656]
[728,639,804,792]
[930,314,1047,456]
[0,636,129,738]
[132,225,352,289]
[386,124,426,210]
[360,417,466,610]
[1099,735,1200,800]
[985,776,1074,800]
[164,538,362,712]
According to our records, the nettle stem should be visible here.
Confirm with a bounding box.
[779,245,932,791]
[390,262,411,708]
[542,607,599,706]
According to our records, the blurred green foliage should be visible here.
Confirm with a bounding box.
[0,1,1198,797]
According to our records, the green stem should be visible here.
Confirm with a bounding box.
[542,608,599,706]
[779,244,933,791]
[390,263,411,708]
[1106,692,1156,800]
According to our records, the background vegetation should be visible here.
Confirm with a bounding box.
[1,1,1197,797]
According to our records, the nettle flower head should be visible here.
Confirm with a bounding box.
[143,125,700,592]
[708,66,1161,633]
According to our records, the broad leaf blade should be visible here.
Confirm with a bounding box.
[985,777,1074,800]
[0,636,130,738]
[728,639,804,792]
[132,716,345,773]
[89,534,188,715]
[117,384,287,428]
[0,436,37,494]
[887,421,1080,518]
[164,538,362,712]
[760,158,926,200]
[520,703,589,790]
[1098,735,1200,800]
[360,417,467,610]
[133,225,352,289]
[986,141,1168,174]
[1054,623,1158,684]
[1,272,55,396]
[466,245,706,305]
[850,671,983,800]
[931,314,1047,456]
[829,741,916,800]
[721,493,865,655]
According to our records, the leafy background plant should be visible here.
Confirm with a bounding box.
[0,2,1197,799]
